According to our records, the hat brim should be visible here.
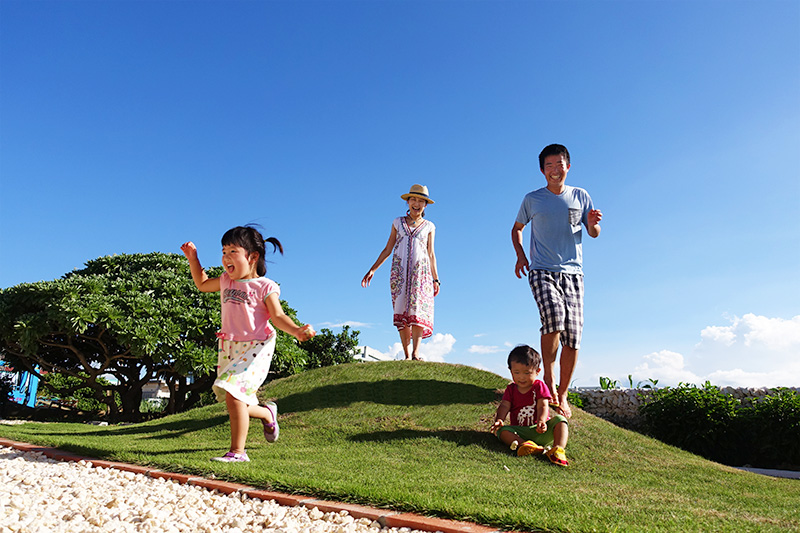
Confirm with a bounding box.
[401,193,434,204]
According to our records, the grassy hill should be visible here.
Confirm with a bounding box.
[1,361,798,532]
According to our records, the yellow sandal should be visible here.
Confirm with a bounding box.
[517,441,545,457]
[546,446,569,467]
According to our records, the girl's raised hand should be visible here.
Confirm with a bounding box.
[180,241,198,260]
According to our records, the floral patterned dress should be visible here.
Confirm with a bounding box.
[390,216,435,338]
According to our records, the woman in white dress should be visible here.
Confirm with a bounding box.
[362,184,440,360]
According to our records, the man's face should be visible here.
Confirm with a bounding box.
[541,154,570,191]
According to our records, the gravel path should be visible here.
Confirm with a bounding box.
[0,446,429,533]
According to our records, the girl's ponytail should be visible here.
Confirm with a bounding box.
[265,236,284,256]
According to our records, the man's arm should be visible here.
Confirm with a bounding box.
[512,222,529,278]
[587,209,602,238]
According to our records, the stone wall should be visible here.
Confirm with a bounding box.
[576,386,800,428]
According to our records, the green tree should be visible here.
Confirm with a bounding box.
[39,371,118,414]
[301,325,359,370]
[0,253,220,421]
[0,252,358,421]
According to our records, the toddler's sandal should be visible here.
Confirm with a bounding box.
[517,440,545,457]
[546,446,569,467]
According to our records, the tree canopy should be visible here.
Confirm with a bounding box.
[0,252,359,421]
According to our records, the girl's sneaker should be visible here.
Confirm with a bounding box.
[262,402,280,443]
[517,441,545,457]
[546,446,569,467]
[210,451,250,462]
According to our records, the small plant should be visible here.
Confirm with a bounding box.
[567,390,584,409]
[627,375,659,389]
[599,376,619,390]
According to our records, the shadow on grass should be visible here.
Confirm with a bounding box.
[17,414,228,441]
[349,428,501,452]
[279,380,498,413]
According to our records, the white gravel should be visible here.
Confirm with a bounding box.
[0,446,429,533]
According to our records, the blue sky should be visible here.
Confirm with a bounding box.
[1,0,798,388]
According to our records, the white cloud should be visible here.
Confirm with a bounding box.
[420,333,456,362]
[627,314,800,388]
[697,314,800,352]
[705,367,800,388]
[376,332,457,362]
[699,325,736,346]
[631,350,703,386]
[319,321,371,329]
[468,345,503,354]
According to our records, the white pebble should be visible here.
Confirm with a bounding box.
[0,446,433,533]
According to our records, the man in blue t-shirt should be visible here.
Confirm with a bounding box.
[511,144,603,418]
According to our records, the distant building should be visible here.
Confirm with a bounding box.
[353,346,395,362]
[141,380,171,402]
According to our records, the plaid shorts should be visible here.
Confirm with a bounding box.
[528,269,584,349]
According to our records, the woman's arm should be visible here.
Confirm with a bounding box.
[180,242,221,293]
[427,227,439,296]
[361,224,398,287]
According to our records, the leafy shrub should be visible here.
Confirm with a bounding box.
[737,388,800,469]
[639,382,741,464]
[140,398,167,415]
[39,372,119,415]
[567,391,584,409]
[640,384,800,469]
[301,326,358,370]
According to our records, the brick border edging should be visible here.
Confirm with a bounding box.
[0,438,510,533]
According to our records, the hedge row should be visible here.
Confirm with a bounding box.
[639,384,800,470]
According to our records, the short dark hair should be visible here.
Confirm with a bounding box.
[507,345,542,369]
[538,144,570,171]
[221,224,283,277]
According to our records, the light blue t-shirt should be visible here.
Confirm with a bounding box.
[515,185,594,274]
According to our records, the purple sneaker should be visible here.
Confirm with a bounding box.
[262,401,280,443]
[210,451,249,462]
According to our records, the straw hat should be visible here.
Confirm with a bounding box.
[400,184,435,204]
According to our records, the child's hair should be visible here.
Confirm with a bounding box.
[538,143,570,170]
[507,345,542,369]
[221,225,283,277]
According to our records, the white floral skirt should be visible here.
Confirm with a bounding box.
[213,336,275,405]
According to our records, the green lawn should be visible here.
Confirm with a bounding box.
[1,361,798,532]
